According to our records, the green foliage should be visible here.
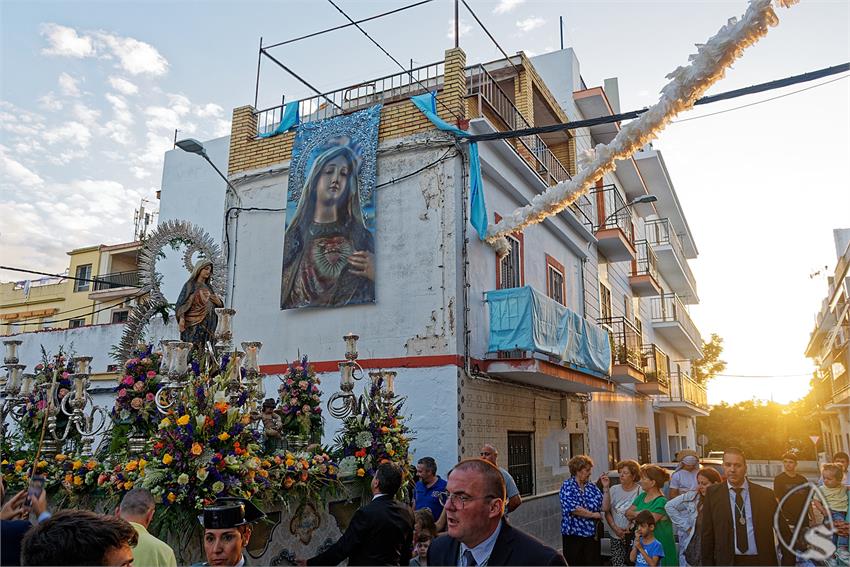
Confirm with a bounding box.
[696,396,821,460]
[692,333,727,385]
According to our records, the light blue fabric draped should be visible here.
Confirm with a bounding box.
[410,92,487,240]
[258,101,300,138]
[486,286,612,377]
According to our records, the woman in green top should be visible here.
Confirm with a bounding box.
[626,465,677,566]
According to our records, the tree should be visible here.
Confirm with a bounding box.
[692,333,727,385]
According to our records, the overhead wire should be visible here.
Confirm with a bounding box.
[8,291,150,326]
[324,0,463,122]
[0,265,141,288]
[459,0,522,76]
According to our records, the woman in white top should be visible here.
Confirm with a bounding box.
[602,459,641,566]
[664,467,723,566]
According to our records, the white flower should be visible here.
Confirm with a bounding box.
[355,431,373,448]
[338,456,358,478]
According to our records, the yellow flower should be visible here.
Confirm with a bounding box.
[14,459,26,467]
[177,414,190,426]
[191,442,203,456]
[125,460,138,472]
[356,468,366,477]
[54,454,67,462]
[139,458,147,470]
[73,476,83,486]
[86,460,97,470]
[218,432,230,441]
[388,449,395,457]
[72,460,82,470]
[285,456,295,468]
[162,454,173,465]
[167,492,176,503]
[64,473,73,484]
[14,465,22,473]
[159,417,171,429]
[37,460,48,469]
[241,415,252,425]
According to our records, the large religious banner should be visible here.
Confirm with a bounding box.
[281,105,381,310]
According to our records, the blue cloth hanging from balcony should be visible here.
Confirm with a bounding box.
[410,91,487,240]
[258,101,300,139]
[485,286,612,377]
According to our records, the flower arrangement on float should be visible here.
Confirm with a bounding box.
[277,356,323,444]
[0,453,106,506]
[18,348,78,447]
[108,345,164,453]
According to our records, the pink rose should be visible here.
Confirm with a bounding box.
[301,404,310,413]
[130,398,143,410]
[311,384,319,393]
[286,379,294,386]
[122,376,135,386]
[37,400,46,410]
[313,407,322,413]
[133,382,145,393]
[141,358,151,365]
[298,381,308,390]
[58,388,69,398]
[61,372,70,379]
[118,388,127,398]
[147,371,156,379]
[146,393,155,402]
[289,397,298,406]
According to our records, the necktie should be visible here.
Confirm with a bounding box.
[733,487,749,553]
[463,550,477,566]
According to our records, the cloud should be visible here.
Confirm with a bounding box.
[516,16,546,33]
[195,103,223,118]
[0,148,44,187]
[108,76,139,95]
[38,92,64,111]
[104,93,134,145]
[40,23,95,58]
[446,18,472,40]
[0,102,46,137]
[40,23,169,76]
[58,72,82,97]
[42,121,92,148]
[96,31,169,76]
[494,0,524,14]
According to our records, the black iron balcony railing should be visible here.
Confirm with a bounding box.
[650,293,703,347]
[256,61,445,135]
[598,316,643,371]
[641,344,670,388]
[645,218,697,290]
[592,184,635,237]
[633,240,659,279]
[92,270,140,291]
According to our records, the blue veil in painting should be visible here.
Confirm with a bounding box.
[281,139,375,309]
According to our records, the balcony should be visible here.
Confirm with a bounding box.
[645,219,699,304]
[88,270,140,301]
[598,316,644,384]
[636,344,670,395]
[650,294,704,359]
[592,185,636,262]
[654,371,709,416]
[484,286,613,393]
[629,240,662,297]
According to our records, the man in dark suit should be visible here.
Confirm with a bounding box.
[701,447,793,566]
[302,461,414,566]
[428,459,566,566]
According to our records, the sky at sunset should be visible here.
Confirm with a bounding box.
[1,0,848,405]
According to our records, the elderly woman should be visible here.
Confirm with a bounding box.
[626,465,677,566]
[603,459,642,566]
[665,467,722,565]
[175,259,222,350]
[559,454,604,566]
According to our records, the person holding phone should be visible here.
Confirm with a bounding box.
[1,476,51,566]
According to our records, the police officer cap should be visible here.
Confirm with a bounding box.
[200,497,265,529]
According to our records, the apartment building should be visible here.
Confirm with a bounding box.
[1,241,142,335]
[805,228,850,457]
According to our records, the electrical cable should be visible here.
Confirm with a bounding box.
[4,294,141,324]
[0,265,141,288]
[459,0,522,77]
[463,63,850,143]
[263,0,436,50]
[713,373,814,378]
[324,0,463,122]
[8,291,150,327]
[376,147,457,187]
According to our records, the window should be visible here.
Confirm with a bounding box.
[106,364,119,373]
[68,318,85,329]
[111,310,129,324]
[606,422,620,471]
[74,264,92,292]
[546,255,566,305]
[636,428,651,464]
[507,432,534,496]
[498,235,523,289]
[569,433,585,458]
[600,283,612,320]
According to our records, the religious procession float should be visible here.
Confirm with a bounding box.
[0,225,413,564]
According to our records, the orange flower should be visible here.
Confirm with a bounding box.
[125,460,138,472]
[301,460,309,470]
[217,432,230,442]
[167,492,176,503]
[283,477,294,489]
[356,468,366,477]
[300,471,308,482]
[214,402,229,413]
[258,469,269,478]
[191,442,203,456]
[204,416,214,428]
[380,426,389,434]
[64,473,73,484]
[54,454,67,462]
[86,460,97,470]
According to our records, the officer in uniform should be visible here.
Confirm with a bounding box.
[195,497,265,567]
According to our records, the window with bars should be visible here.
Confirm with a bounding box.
[636,428,651,464]
[507,432,534,496]
[111,310,129,324]
[68,318,85,329]
[74,264,92,292]
[600,283,612,320]
[607,422,620,471]
[548,264,565,305]
[498,235,522,289]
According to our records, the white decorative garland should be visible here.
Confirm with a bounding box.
[486,0,799,255]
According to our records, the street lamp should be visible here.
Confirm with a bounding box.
[175,138,239,196]
[601,194,657,227]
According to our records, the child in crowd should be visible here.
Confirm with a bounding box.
[815,463,849,563]
[630,510,665,567]
[409,532,433,566]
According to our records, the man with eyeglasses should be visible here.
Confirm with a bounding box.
[428,459,566,566]
[479,444,522,514]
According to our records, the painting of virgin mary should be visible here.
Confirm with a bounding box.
[281,140,375,309]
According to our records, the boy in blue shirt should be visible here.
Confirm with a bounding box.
[630,510,665,567]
